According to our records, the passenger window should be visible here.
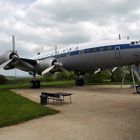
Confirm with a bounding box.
[131,41,135,45]
[100,47,104,51]
[107,46,112,50]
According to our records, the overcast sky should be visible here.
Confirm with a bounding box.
[0,0,140,76]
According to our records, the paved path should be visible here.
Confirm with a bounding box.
[0,85,140,140]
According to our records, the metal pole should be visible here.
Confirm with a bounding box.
[131,66,137,92]
[121,66,127,88]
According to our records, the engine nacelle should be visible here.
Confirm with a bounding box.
[37,57,57,72]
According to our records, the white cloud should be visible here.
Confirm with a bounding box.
[0,0,140,75]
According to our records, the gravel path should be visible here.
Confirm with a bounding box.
[0,85,140,140]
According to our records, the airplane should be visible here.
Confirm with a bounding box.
[1,36,140,92]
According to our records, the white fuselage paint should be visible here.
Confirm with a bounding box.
[31,40,140,74]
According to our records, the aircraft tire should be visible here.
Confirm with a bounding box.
[30,80,35,88]
[36,80,40,88]
[30,80,40,88]
[75,79,84,86]
[136,85,140,94]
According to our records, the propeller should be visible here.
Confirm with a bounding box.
[41,45,63,75]
[9,35,19,60]
[42,65,55,75]
[41,61,63,76]
[0,35,18,68]
[12,35,15,53]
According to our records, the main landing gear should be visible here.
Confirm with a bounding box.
[30,73,40,88]
[135,85,140,94]
[75,71,85,86]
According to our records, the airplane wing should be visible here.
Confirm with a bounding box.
[3,57,37,72]
[1,36,63,76]
[3,56,63,75]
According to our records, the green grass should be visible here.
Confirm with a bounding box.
[0,84,28,89]
[41,80,75,87]
[0,80,136,90]
[0,80,75,90]
[0,89,59,128]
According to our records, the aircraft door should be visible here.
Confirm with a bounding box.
[115,46,121,59]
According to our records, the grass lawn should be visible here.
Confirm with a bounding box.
[41,80,75,87]
[0,89,59,128]
[0,80,75,90]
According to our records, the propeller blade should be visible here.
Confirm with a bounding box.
[112,67,118,73]
[0,59,12,70]
[42,65,55,76]
[12,35,15,52]
[94,68,101,74]
[0,50,12,65]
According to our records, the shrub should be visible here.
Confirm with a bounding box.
[85,70,111,83]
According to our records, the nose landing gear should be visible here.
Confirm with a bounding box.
[30,80,40,88]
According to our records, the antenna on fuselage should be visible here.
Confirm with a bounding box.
[119,34,121,40]
[127,36,130,40]
[55,45,57,58]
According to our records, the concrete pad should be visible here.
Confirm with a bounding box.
[0,85,140,140]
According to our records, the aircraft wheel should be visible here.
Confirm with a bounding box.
[30,80,40,88]
[30,80,35,88]
[136,85,140,94]
[75,79,84,86]
[36,80,40,88]
[75,79,80,86]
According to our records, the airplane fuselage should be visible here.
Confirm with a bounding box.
[33,40,140,74]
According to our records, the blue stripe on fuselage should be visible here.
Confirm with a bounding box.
[37,43,140,60]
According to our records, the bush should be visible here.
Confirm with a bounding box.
[55,71,70,80]
[85,70,111,83]
[0,75,8,84]
[111,67,123,82]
